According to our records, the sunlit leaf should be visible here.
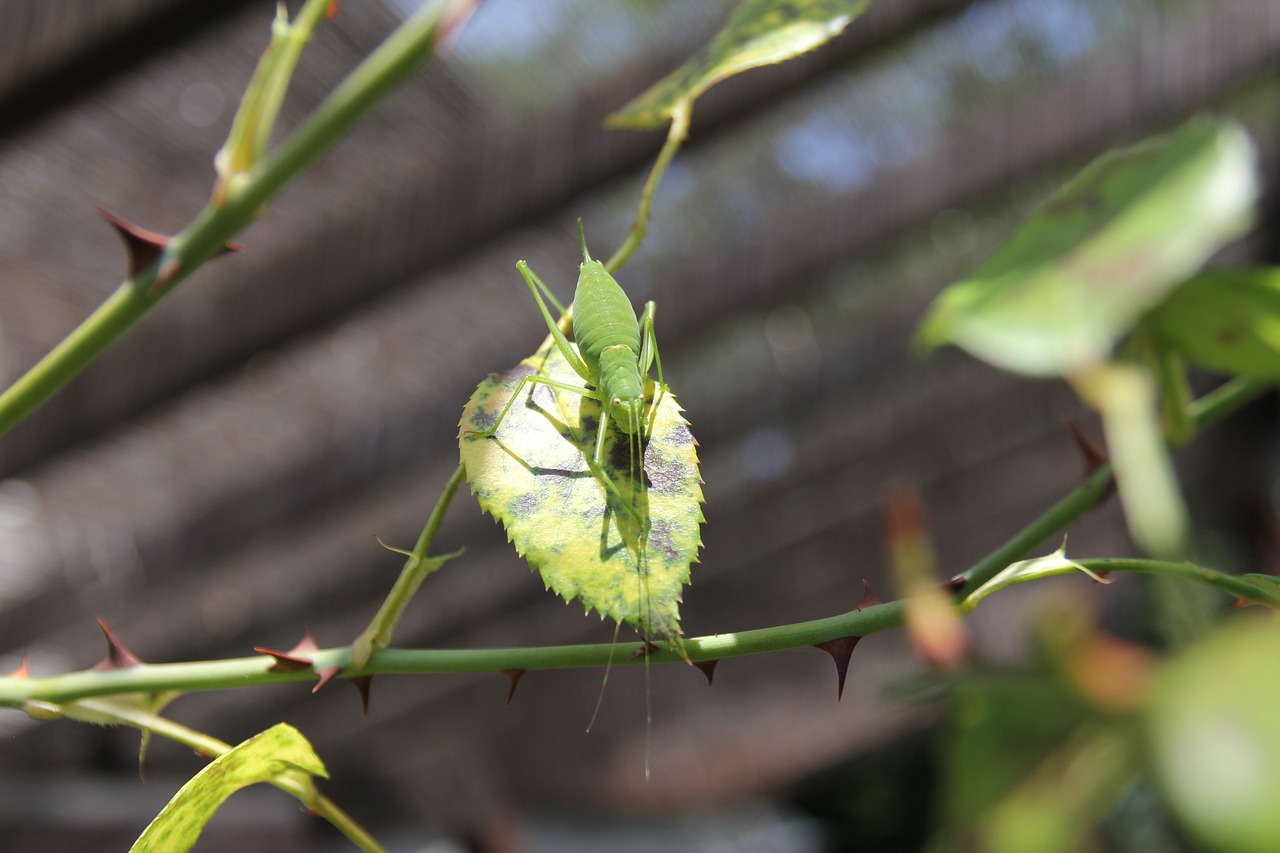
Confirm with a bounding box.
[607,0,871,130]
[1147,268,1280,379]
[459,342,703,644]
[1147,618,1280,853]
[130,723,327,853]
[918,117,1257,376]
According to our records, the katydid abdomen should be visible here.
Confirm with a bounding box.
[574,258,646,436]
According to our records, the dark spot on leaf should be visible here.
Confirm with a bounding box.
[509,493,541,519]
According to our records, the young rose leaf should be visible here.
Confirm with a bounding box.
[961,540,1109,614]
[607,0,871,131]
[918,117,1257,376]
[130,723,327,853]
[1146,268,1280,379]
[459,342,703,645]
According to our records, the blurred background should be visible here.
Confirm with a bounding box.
[0,0,1277,850]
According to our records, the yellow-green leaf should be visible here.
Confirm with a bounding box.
[131,723,327,853]
[459,343,703,643]
[608,0,871,131]
[1147,268,1280,379]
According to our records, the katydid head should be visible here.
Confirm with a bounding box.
[609,394,645,437]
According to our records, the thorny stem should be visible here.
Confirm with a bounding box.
[0,374,1265,705]
[0,0,472,440]
[52,698,385,853]
[0,378,1270,706]
[351,463,467,666]
[605,102,692,274]
[5,549,1278,706]
[957,375,1271,593]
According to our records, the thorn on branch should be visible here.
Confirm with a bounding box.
[858,580,882,610]
[7,654,30,678]
[313,666,343,694]
[814,636,861,701]
[96,206,168,278]
[254,626,320,673]
[96,205,240,294]
[1060,417,1109,476]
[350,676,373,716]
[502,670,525,705]
[629,640,661,662]
[693,659,718,686]
[94,619,143,670]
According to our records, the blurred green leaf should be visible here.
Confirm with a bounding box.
[918,117,1257,376]
[1147,618,1280,853]
[1147,268,1280,379]
[980,726,1139,853]
[940,670,1096,825]
[459,341,703,644]
[607,0,871,130]
[131,723,327,853]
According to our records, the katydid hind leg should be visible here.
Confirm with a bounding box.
[517,261,591,382]
[638,301,665,390]
[471,372,599,441]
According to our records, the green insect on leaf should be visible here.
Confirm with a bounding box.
[460,339,702,644]
[460,231,702,645]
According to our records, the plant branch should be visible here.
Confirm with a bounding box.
[956,375,1271,592]
[0,379,1268,709]
[605,101,692,274]
[0,0,472,439]
[52,697,384,852]
[351,463,467,666]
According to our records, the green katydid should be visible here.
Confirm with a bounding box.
[470,221,665,474]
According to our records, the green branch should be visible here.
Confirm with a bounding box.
[50,697,384,852]
[0,0,471,439]
[957,375,1271,592]
[605,101,692,274]
[0,381,1269,712]
[351,463,467,667]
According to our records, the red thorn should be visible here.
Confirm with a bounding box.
[96,206,168,278]
[858,580,883,610]
[325,0,340,19]
[350,676,373,716]
[814,636,861,701]
[940,576,967,594]
[502,669,525,705]
[7,654,30,678]
[218,242,243,257]
[312,666,343,694]
[1229,597,1258,609]
[435,0,478,52]
[1060,418,1109,475]
[693,659,717,686]
[94,619,143,670]
[255,626,320,673]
